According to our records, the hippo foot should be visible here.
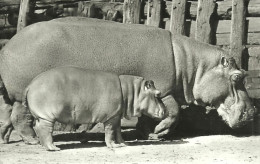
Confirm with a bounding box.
[0,134,8,144]
[0,138,5,144]
[119,142,128,147]
[0,134,11,144]
[21,135,39,145]
[46,145,61,151]
[148,133,159,140]
[106,142,125,148]
[24,138,40,145]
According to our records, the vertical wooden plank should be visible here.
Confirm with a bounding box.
[147,0,162,27]
[169,0,187,35]
[195,0,217,44]
[147,0,151,25]
[17,0,35,32]
[230,0,247,67]
[123,0,142,24]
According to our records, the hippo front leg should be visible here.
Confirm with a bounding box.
[137,95,179,139]
[104,115,126,148]
[154,95,179,138]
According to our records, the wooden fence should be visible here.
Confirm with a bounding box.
[1,0,260,98]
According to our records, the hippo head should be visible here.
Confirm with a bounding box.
[193,57,256,129]
[138,80,165,120]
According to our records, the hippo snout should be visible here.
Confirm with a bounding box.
[230,107,256,129]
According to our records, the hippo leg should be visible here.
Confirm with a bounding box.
[34,118,60,151]
[3,126,13,143]
[0,104,13,144]
[136,115,158,139]
[154,95,179,138]
[137,95,179,139]
[115,118,127,147]
[104,115,124,148]
[11,102,39,144]
[0,122,13,144]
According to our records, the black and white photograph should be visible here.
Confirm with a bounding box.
[0,0,259,163]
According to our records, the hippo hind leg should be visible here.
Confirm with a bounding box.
[0,121,13,144]
[34,118,60,151]
[104,115,126,148]
[0,103,13,144]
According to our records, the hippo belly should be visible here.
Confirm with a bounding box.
[0,17,175,102]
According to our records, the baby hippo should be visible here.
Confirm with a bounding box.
[23,66,165,151]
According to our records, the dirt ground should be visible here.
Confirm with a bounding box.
[0,127,260,164]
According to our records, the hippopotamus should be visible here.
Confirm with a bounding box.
[22,67,165,150]
[0,17,256,144]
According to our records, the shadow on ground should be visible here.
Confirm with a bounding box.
[54,129,188,150]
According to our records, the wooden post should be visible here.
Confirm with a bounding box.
[147,0,151,25]
[195,0,217,44]
[230,0,247,67]
[147,0,162,27]
[169,0,187,35]
[17,0,35,32]
[123,0,142,24]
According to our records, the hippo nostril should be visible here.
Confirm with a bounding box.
[248,108,256,116]
[239,112,244,121]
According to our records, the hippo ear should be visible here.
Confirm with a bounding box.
[221,57,229,68]
[144,80,155,90]
[227,57,238,69]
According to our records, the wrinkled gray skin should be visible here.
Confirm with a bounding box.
[0,17,256,144]
[23,67,165,151]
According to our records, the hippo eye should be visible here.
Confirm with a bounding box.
[144,80,155,89]
[231,74,241,82]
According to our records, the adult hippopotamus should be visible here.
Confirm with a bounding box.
[0,17,256,144]
[23,67,165,151]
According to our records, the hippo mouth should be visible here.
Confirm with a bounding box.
[217,103,254,129]
[153,107,165,120]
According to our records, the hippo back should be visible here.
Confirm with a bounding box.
[0,17,175,102]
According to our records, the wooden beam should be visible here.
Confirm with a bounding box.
[17,0,36,32]
[169,0,187,35]
[123,0,142,24]
[230,0,247,67]
[195,0,217,44]
[147,0,162,27]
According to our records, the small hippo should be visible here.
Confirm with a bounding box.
[22,66,165,151]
